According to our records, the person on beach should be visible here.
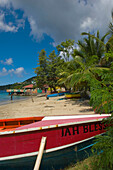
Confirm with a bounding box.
[11,94,13,100]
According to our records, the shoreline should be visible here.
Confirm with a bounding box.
[0,96,31,106]
[0,91,31,106]
[0,95,94,119]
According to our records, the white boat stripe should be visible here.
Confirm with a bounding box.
[42,114,111,120]
[0,134,104,161]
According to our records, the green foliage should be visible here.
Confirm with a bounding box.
[56,33,113,169]
[81,30,108,59]
[90,74,113,113]
[23,76,36,84]
[34,49,48,88]
[90,51,113,113]
[56,39,75,62]
[81,31,109,54]
[47,50,64,91]
[34,49,64,91]
[0,76,36,90]
[106,23,113,51]
[33,28,113,169]
[89,51,113,169]
[91,125,113,170]
[57,31,110,92]
[104,50,113,67]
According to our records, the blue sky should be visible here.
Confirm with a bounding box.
[0,8,56,85]
[0,0,113,85]
[0,18,56,85]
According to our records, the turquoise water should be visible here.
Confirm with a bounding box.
[0,90,29,105]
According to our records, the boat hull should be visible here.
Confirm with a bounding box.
[65,93,81,99]
[47,92,69,98]
[0,137,94,170]
[0,115,109,169]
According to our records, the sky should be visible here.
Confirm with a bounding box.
[0,0,113,86]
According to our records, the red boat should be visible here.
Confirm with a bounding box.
[0,114,110,170]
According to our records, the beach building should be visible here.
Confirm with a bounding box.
[6,84,34,96]
[22,84,34,90]
[22,84,36,95]
[6,89,26,96]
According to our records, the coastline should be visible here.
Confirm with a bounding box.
[0,95,94,119]
[0,96,31,106]
[0,91,31,106]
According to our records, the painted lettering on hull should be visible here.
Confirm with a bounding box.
[62,126,79,136]
[61,122,106,137]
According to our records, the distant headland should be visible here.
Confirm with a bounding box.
[0,76,36,90]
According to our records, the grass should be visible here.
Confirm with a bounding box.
[65,156,95,170]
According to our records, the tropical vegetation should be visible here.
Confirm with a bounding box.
[34,20,113,169]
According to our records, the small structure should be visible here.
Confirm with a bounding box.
[6,89,26,95]
[6,84,34,96]
[22,84,34,95]
[23,84,34,90]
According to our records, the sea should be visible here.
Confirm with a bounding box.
[0,90,29,105]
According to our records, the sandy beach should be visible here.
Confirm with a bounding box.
[0,95,94,119]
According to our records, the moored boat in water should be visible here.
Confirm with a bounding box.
[0,114,110,170]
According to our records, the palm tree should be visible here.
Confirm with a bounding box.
[106,22,113,52]
[58,31,110,94]
[80,31,109,60]
[81,30,113,68]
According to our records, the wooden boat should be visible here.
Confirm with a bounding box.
[46,91,69,98]
[0,114,110,170]
[65,92,81,99]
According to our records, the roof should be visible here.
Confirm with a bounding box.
[23,84,33,89]
[43,84,49,88]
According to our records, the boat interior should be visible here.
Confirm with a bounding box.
[0,117,44,132]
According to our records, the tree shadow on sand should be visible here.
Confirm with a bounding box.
[65,98,94,113]
[44,105,54,108]
[65,99,90,106]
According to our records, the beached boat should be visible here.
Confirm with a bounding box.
[65,92,81,99]
[46,91,69,98]
[0,114,110,170]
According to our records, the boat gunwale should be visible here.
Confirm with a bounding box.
[0,117,108,135]
[0,116,44,130]
[0,116,44,125]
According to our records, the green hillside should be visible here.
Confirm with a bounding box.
[0,76,36,90]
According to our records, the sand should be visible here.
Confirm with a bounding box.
[0,95,94,119]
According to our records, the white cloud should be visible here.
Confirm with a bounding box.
[0,0,9,7]
[5,58,13,65]
[0,58,13,65]
[0,67,8,76]
[80,17,95,30]
[0,57,25,77]
[29,16,43,41]
[0,0,113,43]
[8,68,14,72]
[50,42,57,47]
[0,67,25,77]
[0,4,25,33]
[14,67,24,77]
[2,67,7,73]
[8,68,14,77]
[0,14,17,32]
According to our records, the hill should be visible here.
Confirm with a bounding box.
[0,76,36,90]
